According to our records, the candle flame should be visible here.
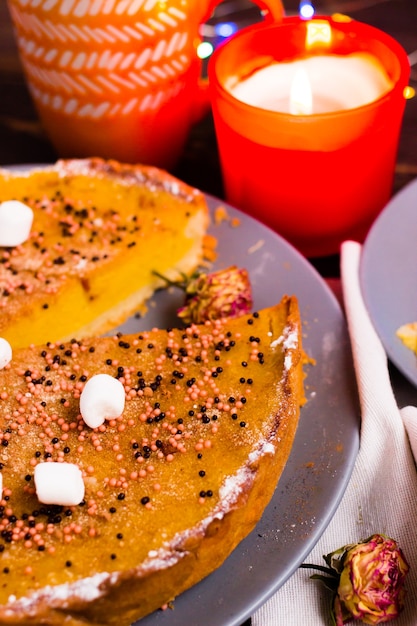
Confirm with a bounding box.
[306,20,332,49]
[290,68,313,115]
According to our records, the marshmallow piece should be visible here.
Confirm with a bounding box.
[0,473,2,495]
[0,200,34,247]
[80,373,125,429]
[0,338,12,369]
[34,462,85,506]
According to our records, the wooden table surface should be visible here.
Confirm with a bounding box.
[1,0,416,277]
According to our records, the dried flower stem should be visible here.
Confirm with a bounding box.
[299,563,337,577]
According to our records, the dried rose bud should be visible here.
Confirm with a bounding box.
[333,534,409,625]
[177,265,253,324]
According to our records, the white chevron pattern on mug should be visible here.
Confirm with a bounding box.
[9,0,194,120]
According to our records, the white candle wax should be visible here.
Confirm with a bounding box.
[228,52,393,115]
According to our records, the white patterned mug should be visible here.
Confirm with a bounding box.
[7,0,284,169]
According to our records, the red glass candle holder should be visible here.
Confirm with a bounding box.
[208,15,410,257]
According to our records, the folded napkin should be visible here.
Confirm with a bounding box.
[253,240,417,626]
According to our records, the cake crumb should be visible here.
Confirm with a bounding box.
[214,205,229,224]
[214,205,241,229]
[202,234,217,263]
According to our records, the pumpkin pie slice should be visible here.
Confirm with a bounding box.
[0,158,209,349]
[0,295,305,625]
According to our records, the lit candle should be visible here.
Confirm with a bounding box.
[208,16,410,257]
[229,53,393,115]
[290,68,313,115]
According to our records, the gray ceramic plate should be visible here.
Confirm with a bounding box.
[360,178,417,389]
[5,167,360,625]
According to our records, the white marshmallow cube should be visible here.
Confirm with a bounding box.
[0,338,12,369]
[0,200,34,247]
[79,374,125,429]
[34,462,85,506]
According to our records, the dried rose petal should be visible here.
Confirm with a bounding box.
[177,265,252,324]
[335,534,409,624]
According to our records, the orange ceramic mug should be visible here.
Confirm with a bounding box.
[7,0,283,169]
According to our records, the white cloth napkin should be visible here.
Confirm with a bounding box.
[253,240,417,626]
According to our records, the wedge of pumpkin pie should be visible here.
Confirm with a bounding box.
[0,158,209,349]
[0,295,305,625]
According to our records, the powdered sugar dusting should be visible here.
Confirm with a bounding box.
[218,466,249,506]
[283,327,298,351]
[219,441,275,506]
[249,441,275,462]
[270,322,298,372]
[270,322,298,350]
[269,337,281,349]
[141,548,185,573]
[7,571,111,610]
[284,354,292,370]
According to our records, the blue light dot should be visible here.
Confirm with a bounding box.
[214,22,238,38]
